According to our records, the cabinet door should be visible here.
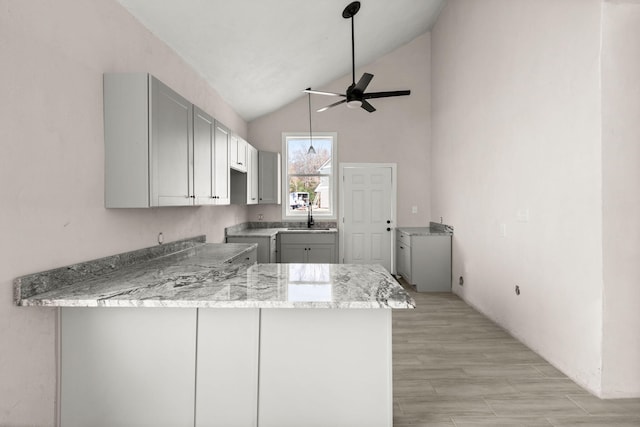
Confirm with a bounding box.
[258,151,281,204]
[306,244,335,264]
[269,235,277,263]
[61,308,197,427]
[193,107,214,205]
[229,133,238,166]
[248,145,259,204]
[279,244,307,263]
[213,122,230,204]
[226,236,269,263]
[196,309,259,427]
[237,137,247,172]
[151,77,193,206]
[229,134,247,172]
[396,239,411,282]
[411,235,451,292]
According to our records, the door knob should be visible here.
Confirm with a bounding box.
[386,227,391,231]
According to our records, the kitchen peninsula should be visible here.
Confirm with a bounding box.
[14,236,414,427]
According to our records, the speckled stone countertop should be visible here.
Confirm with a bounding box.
[14,236,414,309]
[225,221,338,237]
[397,222,454,236]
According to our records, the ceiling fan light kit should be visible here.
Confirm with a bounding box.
[303,1,411,113]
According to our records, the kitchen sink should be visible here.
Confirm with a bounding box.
[287,227,331,231]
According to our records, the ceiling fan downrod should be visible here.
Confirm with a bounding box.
[343,1,361,87]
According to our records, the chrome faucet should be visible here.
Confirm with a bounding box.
[307,202,314,228]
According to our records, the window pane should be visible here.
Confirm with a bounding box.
[287,176,332,215]
[287,137,332,175]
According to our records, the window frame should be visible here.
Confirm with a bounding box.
[281,132,338,221]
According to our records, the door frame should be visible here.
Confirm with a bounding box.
[338,163,397,271]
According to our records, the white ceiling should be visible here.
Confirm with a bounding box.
[116,0,445,121]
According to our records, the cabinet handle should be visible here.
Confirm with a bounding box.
[387,220,391,224]
[238,162,243,165]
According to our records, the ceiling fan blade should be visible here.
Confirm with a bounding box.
[360,100,376,113]
[363,90,411,99]
[353,73,374,93]
[303,88,345,97]
[317,99,347,112]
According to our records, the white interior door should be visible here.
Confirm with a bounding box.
[340,164,396,272]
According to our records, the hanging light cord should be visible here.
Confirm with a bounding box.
[307,90,315,154]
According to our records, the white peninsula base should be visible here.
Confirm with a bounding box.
[60,307,392,427]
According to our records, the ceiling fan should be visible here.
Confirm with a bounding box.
[304,1,411,113]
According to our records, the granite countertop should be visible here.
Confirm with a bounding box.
[225,222,338,237]
[397,222,454,236]
[15,236,414,309]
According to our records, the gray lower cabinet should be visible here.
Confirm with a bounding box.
[396,230,451,292]
[279,233,337,263]
[226,235,276,263]
[61,308,260,427]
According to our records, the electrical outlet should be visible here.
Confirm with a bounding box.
[517,208,530,222]
[500,223,507,237]
[459,276,464,286]
[258,214,264,221]
[411,206,418,214]
[158,232,164,245]
[515,285,520,295]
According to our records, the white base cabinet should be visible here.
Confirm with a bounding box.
[259,309,392,427]
[60,307,392,427]
[61,308,198,427]
[196,309,259,427]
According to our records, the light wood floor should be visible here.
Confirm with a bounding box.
[392,283,640,426]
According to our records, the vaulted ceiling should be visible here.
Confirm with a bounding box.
[116,0,445,121]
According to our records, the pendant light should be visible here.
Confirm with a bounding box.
[306,89,316,155]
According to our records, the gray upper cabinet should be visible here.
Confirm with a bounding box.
[104,73,230,208]
[229,133,247,172]
[258,151,281,205]
[230,143,258,205]
[193,107,214,205]
[153,79,193,206]
[105,73,192,207]
[213,122,231,204]
[248,145,259,204]
[193,108,230,206]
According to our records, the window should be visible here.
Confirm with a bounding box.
[282,132,337,220]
